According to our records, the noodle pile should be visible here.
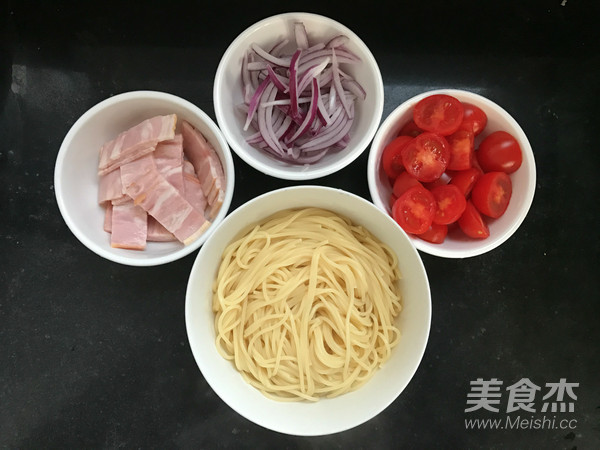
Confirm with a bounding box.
[212,208,402,401]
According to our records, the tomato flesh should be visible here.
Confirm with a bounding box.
[471,171,512,218]
[446,129,474,171]
[458,200,490,239]
[381,135,413,180]
[401,132,450,183]
[430,184,467,225]
[458,103,488,136]
[477,130,523,174]
[418,223,448,244]
[413,94,464,136]
[392,185,437,235]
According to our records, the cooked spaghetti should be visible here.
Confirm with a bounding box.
[212,208,402,401]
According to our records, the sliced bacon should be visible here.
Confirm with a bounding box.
[182,161,208,213]
[147,217,177,242]
[154,134,185,194]
[98,114,177,176]
[120,154,210,245]
[110,200,148,250]
[103,203,113,233]
[180,120,225,219]
[98,167,124,204]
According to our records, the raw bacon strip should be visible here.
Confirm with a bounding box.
[98,114,177,176]
[110,200,148,250]
[98,167,124,204]
[103,203,113,233]
[104,203,176,242]
[154,134,184,194]
[147,217,177,242]
[120,155,210,245]
[180,120,226,219]
[182,161,208,213]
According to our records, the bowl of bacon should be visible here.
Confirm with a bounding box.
[213,12,384,180]
[55,90,235,266]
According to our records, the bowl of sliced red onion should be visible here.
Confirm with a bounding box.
[55,90,235,266]
[213,12,384,180]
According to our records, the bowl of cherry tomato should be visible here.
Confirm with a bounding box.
[367,89,536,258]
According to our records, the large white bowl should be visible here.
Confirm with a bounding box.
[213,12,384,180]
[185,186,431,436]
[54,91,235,266]
[368,89,536,258]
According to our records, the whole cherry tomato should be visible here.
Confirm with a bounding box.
[476,130,523,174]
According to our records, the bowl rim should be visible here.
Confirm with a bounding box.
[213,12,385,181]
[185,185,432,435]
[54,90,235,266]
[367,88,537,258]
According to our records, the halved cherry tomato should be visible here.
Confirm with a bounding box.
[413,94,464,136]
[458,103,488,136]
[477,130,523,174]
[418,223,448,244]
[430,184,467,225]
[446,129,474,171]
[401,132,451,183]
[381,135,413,180]
[393,171,423,197]
[458,200,490,239]
[471,171,512,218]
[450,167,483,197]
[392,185,437,235]
[398,120,423,137]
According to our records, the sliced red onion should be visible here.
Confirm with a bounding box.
[251,43,291,67]
[326,35,349,49]
[243,76,271,131]
[238,22,366,165]
[269,38,289,56]
[288,49,302,121]
[294,22,309,49]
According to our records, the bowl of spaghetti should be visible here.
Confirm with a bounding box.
[185,186,431,435]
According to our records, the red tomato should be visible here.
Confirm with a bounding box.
[458,103,488,136]
[430,184,467,225]
[418,223,448,244]
[413,94,465,136]
[476,131,523,174]
[398,120,423,137]
[381,135,413,180]
[471,171,512,218]
[392,185,437,235]
[458,200,490,239]
[450,167,483,197]
[446,129,474,171]
[390,193,398,208]
[401,132,451,183]
[393,171,423,197]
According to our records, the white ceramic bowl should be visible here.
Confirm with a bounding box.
[368,89,536,258]
[55,91,235,266]
[185,186,431,436]
[213,12,384,180]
